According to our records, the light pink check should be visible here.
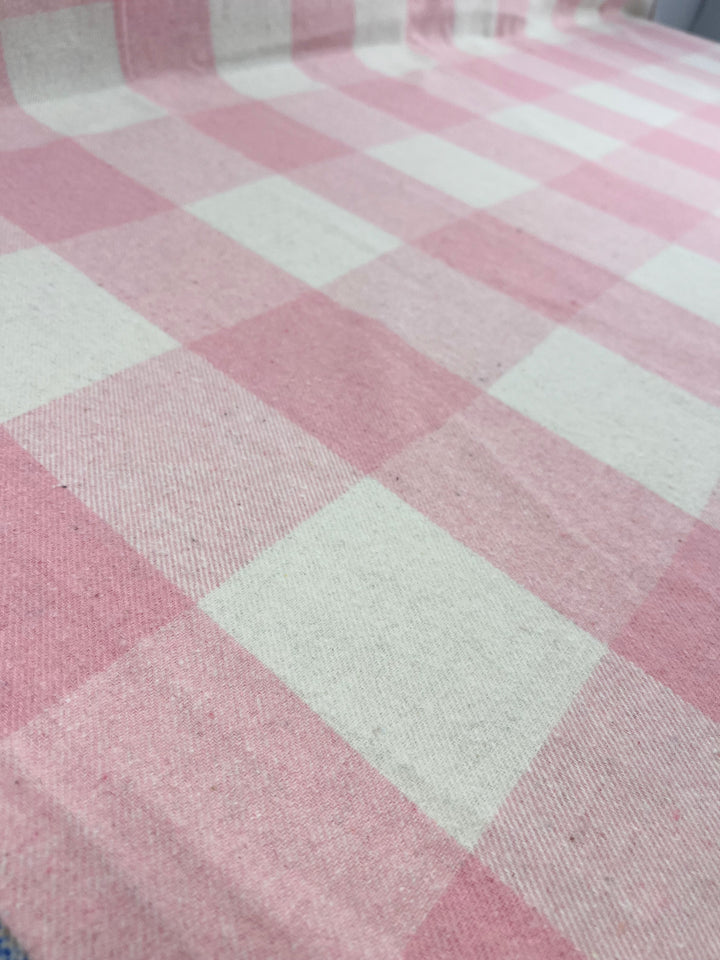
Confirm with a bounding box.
[1,1,719,959]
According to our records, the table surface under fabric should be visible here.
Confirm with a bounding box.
[1,1,719,958]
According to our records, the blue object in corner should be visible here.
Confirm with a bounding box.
[0,920,29,960]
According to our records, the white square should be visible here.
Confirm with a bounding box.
[490,104,622,160]
[355,45,436,77]
[572,82,678,127]
[218,61,322,100]
[369,134,536,207]
[490,328,720,516]
[629,246,720,327]
[209,0,291,65]
[632,65,720,104]
[573,6,613,30]
[273,88,416,150]
[0,248,176,422]
[518,0,567,41]
[680,53,720,77]
[453,34,514,56]
[605,147,720,212]
[0,3,124,104]
[24,86,165,136]
[188,177,400,287]
[354,0,406,45]
[201,478,602,848]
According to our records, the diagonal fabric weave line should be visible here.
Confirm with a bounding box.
[1,1,719,958]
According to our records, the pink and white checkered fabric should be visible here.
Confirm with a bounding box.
[1,1,719,957]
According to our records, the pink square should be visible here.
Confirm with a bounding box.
[405,856,585,960]
[680,215,720,264]
[189,101,350,172]
[572,281,720,407]
[568,36,649,73]
[0,746,184,960]
[377,393,694,642]
[614,521,720,722]
[193,292,478,472]
[543,91,653,141]
[636,128,720,182]
[457,58,557,101]
[0,139,170,242]
[0,429,190,737]
[552,161,703,240]
[418,212,616,322]
[9,349,358,598]
[496,49,592,91]
[582,33,664,66]
[326,245,553,387]
[519,40,618,81]
[407,0,454,43]
[130,71,244,113]
[494,3,530,37]
[271,87,417,149]
[292,0,355,53]
[445,117,582,181]
[610,73,702,113]
[694,103,720,127]
[114,0,214,79]
[77,116,267,204]
[491,186,665,275]
[0,105,59,150]
[667,114,720,153]
[478,653,720,960]
[603,145,720,212]
[294,48,376,86]
[663,58,720,88]
[291,152,470,241]
[344,77,476,132]
[54,209,305,342]
[408,67,516,118]
[0,608,463,960]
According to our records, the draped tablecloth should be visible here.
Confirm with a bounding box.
[1,1,719,957]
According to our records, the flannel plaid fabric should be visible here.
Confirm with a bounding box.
[1,1,720,957]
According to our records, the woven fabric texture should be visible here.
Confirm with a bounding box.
[1,1,719,958]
